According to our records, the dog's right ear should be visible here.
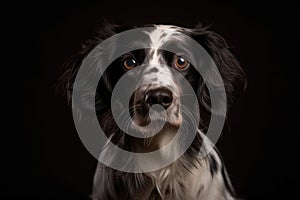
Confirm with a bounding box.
[56,21,120,113]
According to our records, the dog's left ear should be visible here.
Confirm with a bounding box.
[191,24,247,114]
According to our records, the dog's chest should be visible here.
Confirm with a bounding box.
[140,160,213,200]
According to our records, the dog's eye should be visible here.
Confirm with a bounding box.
[174,56,189,70]
[123,58,137,70]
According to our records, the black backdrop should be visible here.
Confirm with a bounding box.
[3,0,296,199]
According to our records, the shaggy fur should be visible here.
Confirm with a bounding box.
[59,22,246,200]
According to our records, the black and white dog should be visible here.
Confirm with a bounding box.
[60,22,246,200]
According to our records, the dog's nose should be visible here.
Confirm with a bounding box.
[144,89,173,109]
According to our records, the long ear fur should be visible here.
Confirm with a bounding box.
[56,22,120,113]
[192,24,247,116]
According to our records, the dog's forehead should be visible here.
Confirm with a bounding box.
[140,25,186,65]
[144,25,184,49]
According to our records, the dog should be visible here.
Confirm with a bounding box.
[59,22,246,200]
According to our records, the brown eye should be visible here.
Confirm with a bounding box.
[174,56,189,70]
[123,58,137,70]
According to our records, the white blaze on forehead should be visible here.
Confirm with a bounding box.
[147,25,179,49]
[146,25,180,64]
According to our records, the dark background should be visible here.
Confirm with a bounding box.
[2,0,296,199]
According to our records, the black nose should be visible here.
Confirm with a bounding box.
[144,89,173,109]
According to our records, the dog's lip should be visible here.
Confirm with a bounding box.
[133,113,182,128]
[167,115,182,127]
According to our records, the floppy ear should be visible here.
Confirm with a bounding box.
[56,22,120,114]
[192,24,247,115]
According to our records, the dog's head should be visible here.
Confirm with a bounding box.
[59,23,246,152]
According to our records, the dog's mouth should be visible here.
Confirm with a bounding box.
[132,104,182,127]
[130,87,182,130]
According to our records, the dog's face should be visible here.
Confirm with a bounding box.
[120,27,196,131]
[100,26,205,150]
[60,23,246,152]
